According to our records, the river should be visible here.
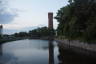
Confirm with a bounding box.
[0,39,96,64]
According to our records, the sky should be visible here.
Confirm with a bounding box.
[0,0,68,34]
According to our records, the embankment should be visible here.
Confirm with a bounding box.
[56,39,96,57]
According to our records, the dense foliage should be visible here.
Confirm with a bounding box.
[55,0,96,43]
[13,32,28,37]
[29,27,55,38]
[12,27,55,38]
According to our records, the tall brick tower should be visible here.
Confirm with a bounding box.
[48,12,53,29]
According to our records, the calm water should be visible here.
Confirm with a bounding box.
[0,39,96,64]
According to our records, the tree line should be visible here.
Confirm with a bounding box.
[55,0,96,43]
[12,27,55,39]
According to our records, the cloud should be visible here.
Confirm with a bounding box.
[0,12,17,24]
[0,0,17,24]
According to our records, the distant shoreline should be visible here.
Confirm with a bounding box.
[0,38,22,44]
[0,36,54,44]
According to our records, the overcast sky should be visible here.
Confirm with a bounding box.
[2,0,68,30]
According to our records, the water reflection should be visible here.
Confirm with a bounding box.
[0,44,2,55]
[1,39,96,64]
[1,39,51,64]
[58,44,96,64]
[49,40,54,64]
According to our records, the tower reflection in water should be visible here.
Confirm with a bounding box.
[48,40,54,64]
[58,44,96,64]
[0,44,2,56]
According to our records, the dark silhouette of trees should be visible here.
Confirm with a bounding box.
[29,27,55,38]
[13,32,28,37]
[55,0,96,43]
[12,27,55,39]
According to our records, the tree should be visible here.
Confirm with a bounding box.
[55,0,96,42]
[13,32,28,37]
[29,27,55,38]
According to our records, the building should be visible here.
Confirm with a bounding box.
[48,12,53,29]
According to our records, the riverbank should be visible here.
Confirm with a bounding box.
[0,36,51,44]
[0,38,25,44]
[55,39,96,57]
